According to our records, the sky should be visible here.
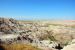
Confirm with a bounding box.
[0,0,75,20]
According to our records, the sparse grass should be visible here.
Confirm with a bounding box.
[64,41,69,46]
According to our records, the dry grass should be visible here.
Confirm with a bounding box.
[0,43,41,50]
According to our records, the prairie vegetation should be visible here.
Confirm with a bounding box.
[0,43,41,50]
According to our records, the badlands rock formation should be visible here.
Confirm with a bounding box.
[0,18,75,50]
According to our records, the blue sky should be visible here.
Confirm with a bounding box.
[0,0,75,20]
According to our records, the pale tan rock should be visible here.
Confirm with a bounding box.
[62,44,75,50]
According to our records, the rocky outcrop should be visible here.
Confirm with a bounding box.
[0,18,19,34]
